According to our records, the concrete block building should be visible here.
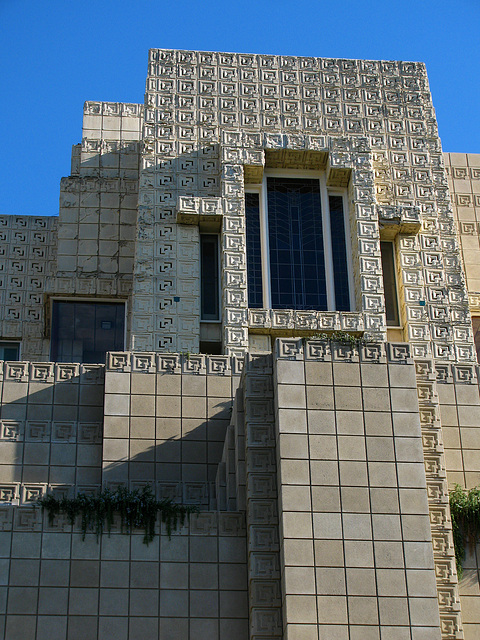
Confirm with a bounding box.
[0,48,480,639]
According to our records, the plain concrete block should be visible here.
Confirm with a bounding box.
[101,372,130,395]
[283,566,316,595]
[342,513,372,540]
[285,595,318,624]
[313,512,342,539]
[375,568,407,597]
[372,514,402,540]
[283,539,315,567]
[378,596,409,625]
[334,386,362,411]
[305,361,332,386]
[340,487,370,513]
[337,435,366,460]
[308,434,337,459]
[360,363,388,388]
[333,362,360,386]
[277,384,307,409]
[277,409,308,434]
[306,385,334,410]
[282,512,313,539]
[390,388,419,412]
[316,595,347,624]
[131,394,155,416]
[276,360,305,385]
[315,567,346,595]
[314,540,345,567]
[311,486,341,512]
[104,393,130,416]
[348,595,379,624]
[345,568,376,596]
[280,485,312,512]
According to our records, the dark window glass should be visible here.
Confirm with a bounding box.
[267,177,327,311]
[472,317,480,363]
[380,242,400,326]
[329,195,351,311]
[245,192,263,308]
[199,341,223,355]
[51,301,125,363]
[0,342,20,361]
[201,235,220,321]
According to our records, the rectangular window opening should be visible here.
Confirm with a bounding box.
[0,341,20,361]
[50,301,125,364]
[200,235,220,321]
[472,316,480,363]
[380,241,400,327]
[245,174,351,312]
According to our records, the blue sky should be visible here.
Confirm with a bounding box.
[1,0,479,216]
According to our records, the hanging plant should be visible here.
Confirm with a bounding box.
[449,484,480,579]
[38,485,198,544]
[309,331,365,348]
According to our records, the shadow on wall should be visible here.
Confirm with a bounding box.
[101,393,234,510]
[0,364,233,511]
[0,364,105,505]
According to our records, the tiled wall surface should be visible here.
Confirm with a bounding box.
[272,339,443,639]
[0,511,248,640]
[0,362,105,505]
[51,102,142,301]
[1,48,480,639]
[102,352,241,509]
[435,361,480,639]
[0,216,57,361]
[445,153,480,308]
[129,49,476,364]
[1,340,469,638]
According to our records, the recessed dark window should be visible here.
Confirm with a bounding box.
[50,301,125,364]
[200,235,220,321]
[245,177,351,311]
[472,317,480,363]
[0,342,20,361]
[380,241,400,327]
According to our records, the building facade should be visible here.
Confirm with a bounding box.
[0,49,480,639]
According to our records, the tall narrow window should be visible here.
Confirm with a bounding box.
[268,177,327,310]
[472,316,480,363]
[329,195,351,312]
[51,301,125,364]
[380,241,400,326]
[245,174,352,312]
[245,192,263,308]
[200,235,220,321]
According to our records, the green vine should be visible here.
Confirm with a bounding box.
[309,331,365,348]
[449,484,480,579]
[38,485,198,544]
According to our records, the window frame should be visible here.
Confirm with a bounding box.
[380,241,401,328]
[245,169,355,312]
[0,341,21,361]
[49,297,128,363]
[472,315,480,364]
[200,233,221,323]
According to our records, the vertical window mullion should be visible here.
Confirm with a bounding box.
[245,191,263,308]
[320,173,336,311]
[260,175,271,308]
[329,193,352,312]
[380,241,400,326]
[200,235,220,321]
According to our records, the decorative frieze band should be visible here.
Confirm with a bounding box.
[0,361,104,383]
[106,351,243,375]
[243,353,283,639]
[415,359,463,640]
